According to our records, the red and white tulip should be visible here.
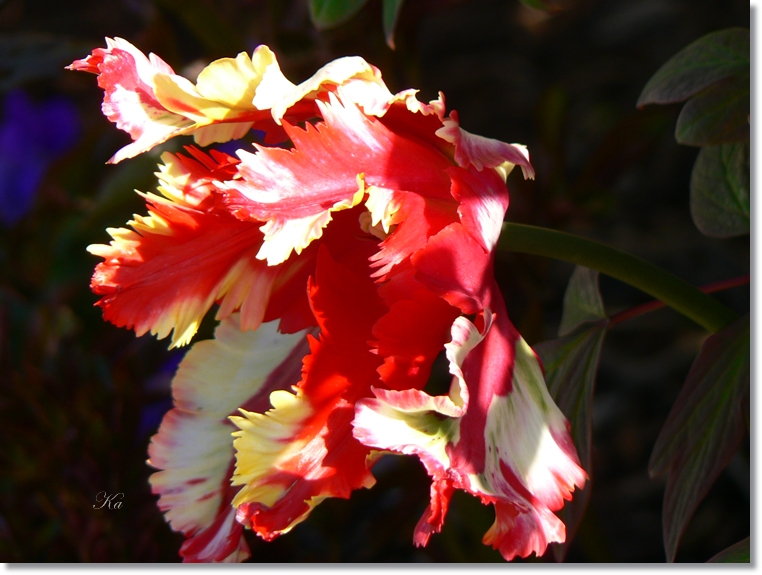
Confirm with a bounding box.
[71,39,584,563]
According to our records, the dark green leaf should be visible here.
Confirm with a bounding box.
[649,314,749,562]
[309,0,369,29]
[637,28,749,107]
[707,536,750,563]
[558,267,606,336]
[690,142,749,238]
[383,0,405,49]
[675,74,749,146]
[536,320,608,561]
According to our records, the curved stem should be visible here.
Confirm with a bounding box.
[498,223,739,333]
[609,274,750,327]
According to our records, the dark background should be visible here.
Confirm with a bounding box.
[0,0,750,562]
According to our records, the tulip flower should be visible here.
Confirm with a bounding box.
[70,39,586,563]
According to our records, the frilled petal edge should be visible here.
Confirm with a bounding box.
[353,313,587,561]
[147,315,309,562]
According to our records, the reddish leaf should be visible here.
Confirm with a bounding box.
[690,142,750,238]
[649,314,749,562]
[707,536,750,563]
[535,321,607,561]
[637,28,749,107]
[558,266,606,336]
[675,73,749,146]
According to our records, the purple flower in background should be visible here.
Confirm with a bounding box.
[0,90,79,225]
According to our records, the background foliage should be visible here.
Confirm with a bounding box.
[0,0,750,562]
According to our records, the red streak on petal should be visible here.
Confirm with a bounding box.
[196,491,219,503]
[225,94,453,223]
[178,461,250,562]
[447,284,518,474]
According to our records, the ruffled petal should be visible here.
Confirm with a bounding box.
[87,171,275,346]
[67,37,195,163]
[369,163,507,282]
[229,245,386,538]
[230,383,376,539]
[155,147,240,210]
[69,41,417,163]
[258,55,390,123]
[375,92,446,147]
[148,315,310,562]
[352,315,478,477]
[406,165,515,313]
[368,188,459,279]
[68,40,292,161]
[435,111,535,180]
[90,147,323,346]
[195,48,288,111]
[224,90,452,265]
[151,48,278,124]
[353,302,586,561]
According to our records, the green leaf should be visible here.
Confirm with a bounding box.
[637,28,749,107]
[649,314,749,562]
[675,73,749,146]
[707,536,750,563]
[309,0,369,29]
[383,0,405,49]
[690,142,750,238]
[558,267,606,336]
[536,320,608,561]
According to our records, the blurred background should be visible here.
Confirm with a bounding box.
[0,0,750,562]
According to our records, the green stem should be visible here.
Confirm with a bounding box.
[498,223,739,333]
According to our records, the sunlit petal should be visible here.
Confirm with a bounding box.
[148,316,309,562]
[354,304,586,561]
[436,112,535,179]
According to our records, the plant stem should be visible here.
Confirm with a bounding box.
[498,223,740,333]
[609,274,750,327]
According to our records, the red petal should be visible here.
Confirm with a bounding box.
[372,271,459,390]
[68,38,195,163]
[369,190,459,279]
[222,91,453,264]
[157,146,240,211]
[411,222,491,315]
[446,285,517,473]
[231,91,453,220]
[88,194,275,347]
[232,240,387,538]
[414,477,454,547]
